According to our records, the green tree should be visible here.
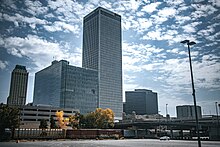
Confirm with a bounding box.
[50,116,57,129]
[39,119,48,129]
[69,115,78,129]
[79,108,115,129]
[83,112,96,128]
[0,104,19,140]
[94,108,114,129]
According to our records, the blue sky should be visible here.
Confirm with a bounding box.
[0,0,219,117]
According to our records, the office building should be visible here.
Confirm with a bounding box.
[176,105,202,119]
[33,60,98,114]
[82,7,123,119]
[7,65,28,106]
[124,89,158,115]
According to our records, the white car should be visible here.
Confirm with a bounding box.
[160,136,170,140]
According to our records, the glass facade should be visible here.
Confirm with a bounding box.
[82,7,123,118]
[125,89,158,115]
[33,60,98,114]
[33,60,62,107]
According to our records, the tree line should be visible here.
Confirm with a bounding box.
[0,103,115,140]
[41,108,115,129]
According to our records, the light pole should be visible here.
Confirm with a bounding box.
[219,103,220,117]
[166,104,168,122]
[181,40,201,147]
[215,102,219,139]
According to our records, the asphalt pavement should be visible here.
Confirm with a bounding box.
[0,139,220,147]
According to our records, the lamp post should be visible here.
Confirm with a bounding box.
[166,104,168,122]
[218,103,220,109]
[215,102,219,139]
[181,40,201,147]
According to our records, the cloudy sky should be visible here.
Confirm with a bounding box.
[0,0,219,117]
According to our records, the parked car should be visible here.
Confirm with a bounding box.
[160,136,170,140]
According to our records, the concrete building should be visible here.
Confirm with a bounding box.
[7,65,28,106]
[33,60,98,114]
[124,89,158,115]
[82,7,123,119]
[18,105,78,128]
[176,105,202,119]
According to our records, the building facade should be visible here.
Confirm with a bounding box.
[176,105,202,119]
[7,65,28,106]
[124,89,158,115]
[18,105,78,128]
[82,7,123,119]
[33,60,98,114]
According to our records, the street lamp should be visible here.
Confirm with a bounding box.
[215,102,219,139]
[219,103,220,117]
[166,104,168,122]
[181,40,201,147]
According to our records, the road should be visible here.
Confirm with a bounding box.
[0,139,220,147]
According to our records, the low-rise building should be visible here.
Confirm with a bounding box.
[19,105,79,128]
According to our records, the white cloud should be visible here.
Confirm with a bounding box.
[0,37,4,45]
[190,4,218,20]
[0,60,8,70]
[142,62,162,71]
[175,15,191,25]
[130,0,142,10]
[167,48,179,54]
[99,1,112,9]
[194,54,220,89]
[210,0,220,7]
[198,26,215,36]
[193,3,218,15]
[171,34,197,44]
[143,28,177,41]
[123,40,220,93]
[182,24,196,33]
[44,21,80,34]
[136,11,145,17]
[144,30,162,40]
[47,0,94,23]
[155,54,220,91]
[2,35,81,73]
[1,0,18,10]
[136,18,153,32]
[7,48,23,58]
[24,0,48,16]
[157,7,177,18]
[206,30,220,41]
[122,42,166,75]
[115,0,142,12]
[150,15,168,24]
[141,2,161,14]
[122,15,139,30]
[2,13,48,28]
[166,0,185,5]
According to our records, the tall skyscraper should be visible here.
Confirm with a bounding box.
[7,65,28,106]
[82,7,123,119]
[124,89,158,115]
[33,60,98,114]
